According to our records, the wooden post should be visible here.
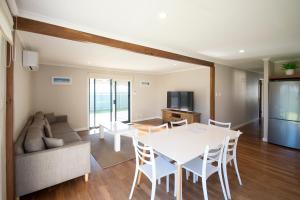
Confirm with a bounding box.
[6,41,14,200]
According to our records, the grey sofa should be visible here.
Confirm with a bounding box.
[14,112,90,198]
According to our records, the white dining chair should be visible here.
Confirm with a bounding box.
[170,119,188,128]
[129,137,177,200]
[148,123,173,184]
[208,119,231,130]
[148,123,169,133]
[222,131,242,199]
[183,141,228,200]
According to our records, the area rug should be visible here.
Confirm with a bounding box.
[81,119,163,169]
[84,132,135,169]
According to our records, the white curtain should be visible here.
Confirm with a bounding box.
[0,0,13,44]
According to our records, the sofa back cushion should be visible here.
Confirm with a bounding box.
[14,116,33,155]
[24,125,46,153]
[45,113,56,124]
[34,111,44,120]
[44,119,53,138]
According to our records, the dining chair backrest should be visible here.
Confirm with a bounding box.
[148,123,169,134]
[223,131,241,161]
[208,119,231,130]
[202,138,227,176]
[170,119,188,128]
[132,137,156,176]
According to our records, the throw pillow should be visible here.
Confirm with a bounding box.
[43,137,64,149]
[44,119,53,138]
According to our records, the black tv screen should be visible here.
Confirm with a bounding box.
[167,91,194,111]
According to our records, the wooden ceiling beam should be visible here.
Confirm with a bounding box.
[14,16,214,67]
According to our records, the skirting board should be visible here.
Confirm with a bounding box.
[232,118,259,130]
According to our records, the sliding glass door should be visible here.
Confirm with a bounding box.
[89,78,130,128]
[115,80,130,122]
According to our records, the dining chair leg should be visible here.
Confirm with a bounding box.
[223,163,231,199]
[193,174,197,183]
[202,177,208,200]
[174,173,177,197]
[218,168,228,200]
[151,179,157,200]
[129,169,139,199]
[166,176,170,192]
[233,158,242,185]
[186,170,190,180]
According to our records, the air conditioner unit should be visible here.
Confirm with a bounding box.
[23,50,39,71]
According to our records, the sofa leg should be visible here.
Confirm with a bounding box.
[84,174,89,182]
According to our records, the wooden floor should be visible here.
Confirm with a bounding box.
[22,119,300,200]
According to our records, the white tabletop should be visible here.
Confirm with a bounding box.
[138,123,240,165]
[100,121,137,134]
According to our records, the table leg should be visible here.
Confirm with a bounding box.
[176,164,182,200]
[99,126,104,139]
[114,134,121,152]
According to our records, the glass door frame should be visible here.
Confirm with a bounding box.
[88,78,131,129]
[114,80,131,123]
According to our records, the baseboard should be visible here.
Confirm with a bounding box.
[232,118,259,130]
[74,127,89,132]
[132,116,161,123]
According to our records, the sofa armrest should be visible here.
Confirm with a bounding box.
[55,115,68,123]
[15,141,91,197]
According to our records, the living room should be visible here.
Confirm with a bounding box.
[1,1,300,200]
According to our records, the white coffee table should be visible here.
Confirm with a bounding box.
[99,121,138,152]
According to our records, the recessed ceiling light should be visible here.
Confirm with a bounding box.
[239,49,245,53]
[158,11,167,19]
[173,63,177,66]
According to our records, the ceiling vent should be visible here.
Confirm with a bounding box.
[23,50,39,71]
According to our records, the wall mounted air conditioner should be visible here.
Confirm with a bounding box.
[23,50,39,71]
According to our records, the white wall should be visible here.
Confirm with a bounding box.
[13,35,34,141]
[157,68,210,123]
[31,64,261,129]
[0,33,7,200]
[215,64,262,128]
[31,65,160,130]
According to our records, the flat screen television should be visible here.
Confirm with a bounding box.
[167,91,194,111]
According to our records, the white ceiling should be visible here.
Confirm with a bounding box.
[11,0,300,72]
[17,31,204,74]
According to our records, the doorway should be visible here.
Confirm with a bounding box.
[258,79,263,119]
[89,78,131,128]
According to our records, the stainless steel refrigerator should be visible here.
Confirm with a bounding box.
[269,80,300,149]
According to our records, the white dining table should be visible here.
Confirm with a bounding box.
[138,123,241,200]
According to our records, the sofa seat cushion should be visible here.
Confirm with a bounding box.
[51,122,73,135]
[53,132,82,144]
